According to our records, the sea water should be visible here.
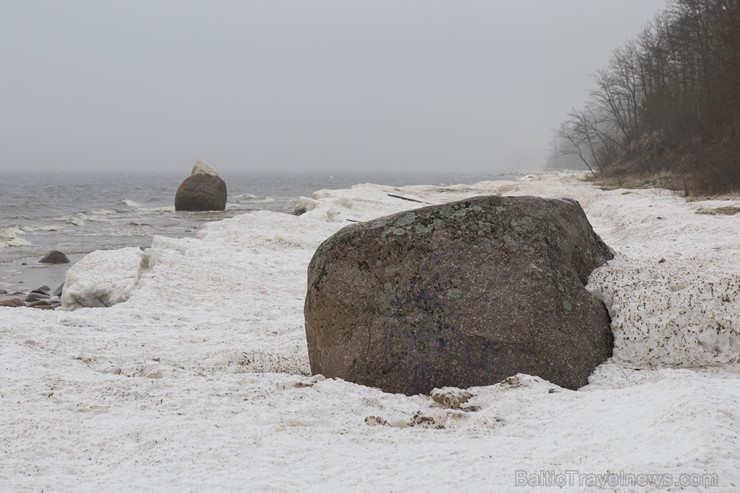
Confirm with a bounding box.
[0,170,513,293]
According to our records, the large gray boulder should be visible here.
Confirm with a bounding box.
[305,195,614,395]
[175,161,227,211]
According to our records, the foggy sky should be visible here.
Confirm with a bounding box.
[0,0,666,174]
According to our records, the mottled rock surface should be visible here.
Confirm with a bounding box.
[305,195,614,395]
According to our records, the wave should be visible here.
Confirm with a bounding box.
[64,212,112,226]
[231,193,275,204]
[140,206,175,214]
[117,201,174,214]
[0,224,33,247]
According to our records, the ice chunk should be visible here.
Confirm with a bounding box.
[61,247,145,309]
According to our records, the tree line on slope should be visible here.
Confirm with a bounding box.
[552,0,740,194]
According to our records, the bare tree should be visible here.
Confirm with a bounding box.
[552,0,740,193]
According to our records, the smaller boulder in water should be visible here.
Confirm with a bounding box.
[39,250,70,264]
[29,300,56,310]
[0,298,26,308]
[25,292,49,303]
[175,161,227,211]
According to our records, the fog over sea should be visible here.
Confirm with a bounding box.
[0,171,515,293]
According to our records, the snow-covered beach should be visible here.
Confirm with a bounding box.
[1,172,738,491]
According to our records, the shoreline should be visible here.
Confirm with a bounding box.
[0,170,523,299]
[0,171,738,490]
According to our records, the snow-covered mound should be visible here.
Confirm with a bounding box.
[588,257,739,367]
[1,172,738,491]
